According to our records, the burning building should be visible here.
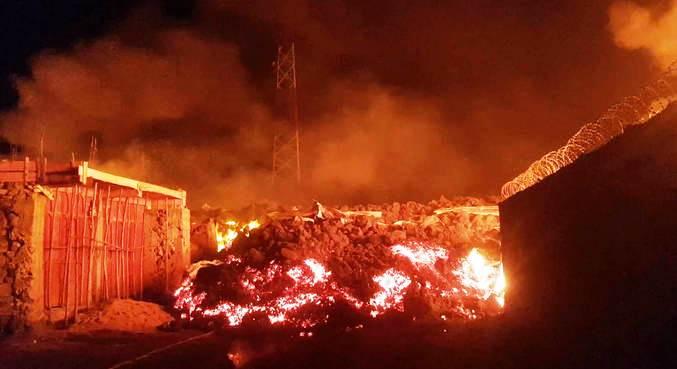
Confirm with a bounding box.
[0,160,190,332]
[500,102,677,365]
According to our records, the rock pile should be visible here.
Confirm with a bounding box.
[228,196,500,298]
[0,183,36,333]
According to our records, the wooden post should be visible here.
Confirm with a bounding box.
[139,199,147,299]
[164,199,170,293]
[74,187,84,321]
[45,189,58,320]
[119,195,130,298]
[86,182,98,308]
[114,189,123,298]
[129,197,139,298]
[62,185,79,323]
[23,157,29,184]
[102,186,112,300]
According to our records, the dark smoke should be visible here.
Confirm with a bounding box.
[0,0,664,208]
[1,30,277,207]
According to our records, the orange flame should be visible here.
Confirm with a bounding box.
[454,248,506,308]
[216,219,261,252]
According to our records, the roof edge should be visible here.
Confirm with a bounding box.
[79,162,186,206]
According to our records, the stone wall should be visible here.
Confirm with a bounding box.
[143,205,190,296]
[0,184,43,333]
[0,182,190,332]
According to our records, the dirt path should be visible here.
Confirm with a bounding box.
[0,328,206,369]
[1,319,664,369]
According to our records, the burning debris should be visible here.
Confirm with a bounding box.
[216,220,261,252]
[176,197,504,329]
[190,205,265,260]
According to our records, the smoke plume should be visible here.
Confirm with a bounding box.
[0,29,482,208]
[1,30,279,207]
[0,1,660,208]
[609,0,677,67]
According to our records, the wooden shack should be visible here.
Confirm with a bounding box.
[0,160,190,331]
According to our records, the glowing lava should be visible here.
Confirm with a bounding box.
[391,243,448,265]
[175,244,506,327]
[453,248,506,307]
[368,269,412,317]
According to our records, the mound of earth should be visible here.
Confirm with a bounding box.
[71,299,174,332]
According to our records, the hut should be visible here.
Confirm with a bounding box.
[0,160,190,331]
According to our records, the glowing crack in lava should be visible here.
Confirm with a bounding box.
[391,243,449,265]
[176,257,361,328]
[368,269,412,317]
[175,244,506,327]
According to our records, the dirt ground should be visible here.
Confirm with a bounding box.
[70,299,174,333]
[2,316,671,369]
[0,326,204,369]
[0,320,510,369]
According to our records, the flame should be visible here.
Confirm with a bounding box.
[175,244,506,327]
[453,248,506,307]
[245,220,261,231]
[216,228,239,252]
[215,219,261,252]
[390,244,506,317]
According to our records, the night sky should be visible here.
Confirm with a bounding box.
[0,0,669,206]
[0,1,658,113]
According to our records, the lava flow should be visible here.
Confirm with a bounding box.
[174,243,505,328]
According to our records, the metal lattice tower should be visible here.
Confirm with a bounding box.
[272,43,301,186]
